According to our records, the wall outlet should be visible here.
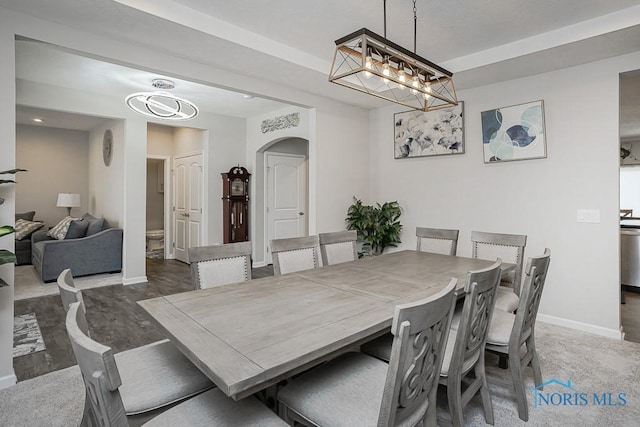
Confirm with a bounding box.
[577,209,600,223]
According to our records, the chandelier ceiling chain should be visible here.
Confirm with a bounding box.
[328,0,458,112]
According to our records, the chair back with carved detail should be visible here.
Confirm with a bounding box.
[188,241,252,290]
[416,227,459,256]
[438,259,502,425]
[66,301,129,427]
[57,269,90,336]
[319,230,357,266]
[511,249,551,348]
[377,278,457,426]
[270,235,320,275]
[471,231,527,295]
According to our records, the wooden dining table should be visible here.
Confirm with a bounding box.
[138,250,509,400]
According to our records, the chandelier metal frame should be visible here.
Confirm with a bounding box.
[329,1,457,112]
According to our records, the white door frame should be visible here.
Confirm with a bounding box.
[263,151,308,264]
[173,151,205,262]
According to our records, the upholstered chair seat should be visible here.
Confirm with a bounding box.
[114,340,214,414]
[278,352,388,426]
[278,279,458,427]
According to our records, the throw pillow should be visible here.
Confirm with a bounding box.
[14,219,44,240]
[15,211,36,221]
[48,216,80,240]
[65,219,90,239]
[86,217,106,236]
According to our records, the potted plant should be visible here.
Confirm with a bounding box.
[346,197,402,257]
[0,169,26,274]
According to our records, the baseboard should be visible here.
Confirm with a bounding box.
[252,261,267,268]
[123,276,148,286]
[0,372,17,390]
[538,314,623,340]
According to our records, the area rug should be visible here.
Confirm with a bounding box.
[14,265,123,301]
[13,313,46,358]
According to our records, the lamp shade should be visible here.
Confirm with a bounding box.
[56,193,81,208]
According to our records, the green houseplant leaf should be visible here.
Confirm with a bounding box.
[0,169,27,272]
[0,225,15,237]
[0,249,17,266]
[346,197,402,257]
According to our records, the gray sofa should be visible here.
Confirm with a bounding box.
[31,221,123,282]
[15,211,42,265]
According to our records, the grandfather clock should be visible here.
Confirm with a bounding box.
[222,166,251,243]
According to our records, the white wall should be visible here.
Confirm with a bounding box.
[370,51,640,338]
[620,167,640,215]
[88,120,125,227]
[0,22,16,389]
[16,125,89,226]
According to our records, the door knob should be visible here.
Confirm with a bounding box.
[298,212,304,216]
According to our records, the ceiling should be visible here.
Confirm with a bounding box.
[5,0,640,132]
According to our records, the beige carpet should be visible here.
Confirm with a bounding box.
[14,265,123,301]
[1,322,639,426]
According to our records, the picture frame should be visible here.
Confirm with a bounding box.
[394,102,464,159]
[481,100,546,163]
[621,141,640,166]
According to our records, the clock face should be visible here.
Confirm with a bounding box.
[103,129,113,166]
[231,179,245,196]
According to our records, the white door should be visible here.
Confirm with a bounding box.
[174,153,203,263]
[266,153,308,264]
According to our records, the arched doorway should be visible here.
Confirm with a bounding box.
[255,137,309,265]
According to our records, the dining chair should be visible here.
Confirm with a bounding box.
[485,249,551,422]
[56,269,213,419]
[318,230,357,266]
[65,301,288,427]
[437,259,501,426]
[472,230,527,313]
[416,226,460,256]
[361,260,502,427]
[270,235,320,275]
[188,241,252,289]
[277,278,458,426]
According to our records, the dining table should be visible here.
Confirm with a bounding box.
[138,249,511,400]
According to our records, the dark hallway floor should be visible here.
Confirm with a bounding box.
[13,259,273,381]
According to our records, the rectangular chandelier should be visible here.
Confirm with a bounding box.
[329,28,458,112]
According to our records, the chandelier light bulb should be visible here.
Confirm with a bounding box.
[423,84,432,99]
[382,66,391,84]
[411,75,420,94]
[397,63,406,90]
[364,49,373,78]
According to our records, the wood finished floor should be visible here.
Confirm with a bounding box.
[13,259,274,382]
[621,286,640,343]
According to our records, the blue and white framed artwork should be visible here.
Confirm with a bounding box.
[394,102,464,159]
[481,100,546,163]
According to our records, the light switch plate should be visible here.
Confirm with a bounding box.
[577,209,600,223]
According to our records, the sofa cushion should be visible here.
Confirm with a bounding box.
[14,219,45,240]
[86,217,106,236]
[65,219,89,239]
[15,211,36,221]
[48,216,80,240]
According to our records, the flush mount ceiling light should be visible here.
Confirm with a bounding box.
[125,79,199,121]
[329,0,457,112]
